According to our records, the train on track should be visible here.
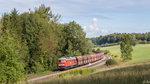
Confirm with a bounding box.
[57,51,104,70]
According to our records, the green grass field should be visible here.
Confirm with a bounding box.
[101,44,150,64]
[36,63,150,84]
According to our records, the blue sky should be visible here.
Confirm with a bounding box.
[0,0,150,38]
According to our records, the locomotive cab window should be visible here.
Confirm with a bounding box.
[61,60,65,62]
[58,60,61,62]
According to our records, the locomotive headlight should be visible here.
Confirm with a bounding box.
[59,64,64,66]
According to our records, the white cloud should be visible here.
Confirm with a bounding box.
[100,29,109,34]
[83,17,110,38]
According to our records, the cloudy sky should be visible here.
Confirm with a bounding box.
[0,0,150,38]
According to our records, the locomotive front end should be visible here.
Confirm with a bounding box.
[58,58,66,70]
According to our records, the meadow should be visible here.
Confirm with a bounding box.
[35,63,150,84]
[101,44,150,64]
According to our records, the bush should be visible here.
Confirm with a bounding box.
[105,59,117,66]
[147,41,150,44]
[138,40,148,44]
[92,48,101,53]
[100,43,118,47]
[102,50,110,55]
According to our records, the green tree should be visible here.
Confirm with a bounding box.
[1,11,29,74]
[1,13,11,33]
[65,40,74,56]
[64,21,89,55]
[143,40,147,44]
[0,32,24,84]
[20,5,60,73]
[86,40,94,54]
[120,34,133,61]
[132,34,136,46]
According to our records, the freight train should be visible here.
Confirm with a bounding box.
[57,51,104,70]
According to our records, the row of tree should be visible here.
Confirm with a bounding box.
[90,33,150,45]
[0,5,92,83]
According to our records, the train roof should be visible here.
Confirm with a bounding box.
[59,56,76,60]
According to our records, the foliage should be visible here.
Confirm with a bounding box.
[100,43,119,47]
[105,59,117,66]
[63,21,89,55]
[101,50,110,54]
[92,48,101,53]
[0,33,24,84]
[90,32,150,45]
[0,4,92,83]
[106,51,122,62]
[120,34,133,61]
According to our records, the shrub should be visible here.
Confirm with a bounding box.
[147,41,150,44]
[102,50,110,55]
[100,43,118,47]
[96,48,101,53]
[92,48,101,53]
[105,59,117,66]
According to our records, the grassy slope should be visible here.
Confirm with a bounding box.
[37,63,150,84]
[101,44,150,64]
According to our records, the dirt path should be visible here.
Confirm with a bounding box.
[27,55,109,82]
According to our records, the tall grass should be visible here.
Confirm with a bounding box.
[37,64,150,84]
[58,68,96,78]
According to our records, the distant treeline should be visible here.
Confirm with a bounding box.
[0,5,93,83]
[90,33,150,45]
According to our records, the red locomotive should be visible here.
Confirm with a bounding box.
[57,51,104,70]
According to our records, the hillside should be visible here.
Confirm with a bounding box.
[36,62,150,84]
[101,44,150,64]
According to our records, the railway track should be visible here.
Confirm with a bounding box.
[27,55,109,82]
